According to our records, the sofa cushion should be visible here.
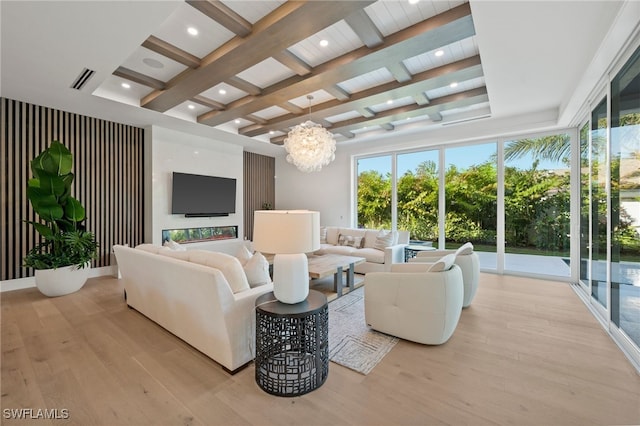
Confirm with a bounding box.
[235,245,253,266]
[135,243,169,254]
[324,245,357,256]
[187,250,250,294]
[363,230,380,249]
[163,239,186,251]
[157,250,191,261]
[243,252,271,288]
[356,248,385,264]
[338,234,364,248]
[428,254,456,272]
[373,230,394,250]
[326,227,339,245]
[320,226,327,244]
[455,242,474,256]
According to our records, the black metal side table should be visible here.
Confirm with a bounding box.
[255,290,329,397]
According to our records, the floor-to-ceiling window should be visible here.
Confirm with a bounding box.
[444,143,497,270]
[590,96,609,309]
[579,121,591,288]
[396,150,439,244]
[503,133,571,277]
[356,155,392,229]
[610,47,640,348]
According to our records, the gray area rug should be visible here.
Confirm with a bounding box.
[328,286,399,375]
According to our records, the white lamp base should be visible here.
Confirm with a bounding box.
[272,253,309,304]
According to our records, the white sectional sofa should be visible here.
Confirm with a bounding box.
[113,244,273,373]
[314,227,409,273]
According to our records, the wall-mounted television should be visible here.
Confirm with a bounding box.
[171,172,236,217]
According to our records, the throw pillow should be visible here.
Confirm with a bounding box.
[235,245,253,266]
[338,234,363,248]
[243,252,271,288]
[373,230,394,251]
[428,253,456,272]
[455,242,474,256]
[320,227,327,244]
[163,239,186,251]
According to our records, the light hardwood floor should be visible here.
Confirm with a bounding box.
[2,274,639,425]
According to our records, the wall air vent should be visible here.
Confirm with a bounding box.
[70,68,96,90]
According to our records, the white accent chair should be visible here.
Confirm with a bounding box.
[410,242,479,308]
[364,258,464,345]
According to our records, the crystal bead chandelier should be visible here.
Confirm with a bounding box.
[284,95,336,173]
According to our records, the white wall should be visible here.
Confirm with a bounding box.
[148,126,244,249]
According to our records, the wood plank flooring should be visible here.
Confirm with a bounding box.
[2,274,639,425]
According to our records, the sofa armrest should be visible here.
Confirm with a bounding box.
[413,249,456,260]
[228,283,274,357]
[383,244,408,271]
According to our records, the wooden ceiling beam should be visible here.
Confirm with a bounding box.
[141,1,374,112]
[387,62,412,83]
[413,93,431,106]
[345,9,384,48]
[380,123,395,131]
[142,35,200,68]
[239,55,482,137]
[325,85,351,101]
[269,87,487,144]
[200,3,474,127]
[191,95,225,110]
[186,0,252,37]
[225,76,262,96]
[273,50,312,76]
[113,67,166,90]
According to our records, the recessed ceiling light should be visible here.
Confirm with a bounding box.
[386,100,393,105]
[142,58,164,69]
[219,89,227,95]
[187,27,198,36]
[409,0,420,4]
[435,50,444,57]
[234,119,241,124]
[319,39,329,47]
[121,83,130,89]
[450,82,458,88]
[269,130,275,135]
[188,104,195,110]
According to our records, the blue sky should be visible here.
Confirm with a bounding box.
[358,143,566,176]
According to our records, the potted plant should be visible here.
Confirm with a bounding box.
[23,140,98,297]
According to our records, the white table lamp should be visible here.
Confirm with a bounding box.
[253,210,320,304]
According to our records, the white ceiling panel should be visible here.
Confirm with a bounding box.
[403,36,478,74]
[153,2,235,59]
[252,105,289,120]
[199,82,247,104]
[369,95,415,113]
[287,20,363,67]
[236,57,296,89]
[365,0,462,37]
[92,75,154,107]
[221,0,286,25]
[337,67,395,94]
[425,76,485,99]
[120,46,188,82]
[325,110,362,124]
[288,90,334,109]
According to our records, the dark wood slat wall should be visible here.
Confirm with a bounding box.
[243,151,275,241]
[0,98,145,281]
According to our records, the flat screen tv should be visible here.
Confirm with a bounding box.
[171,172,236,217]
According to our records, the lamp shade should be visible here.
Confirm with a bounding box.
[253,210,320,254]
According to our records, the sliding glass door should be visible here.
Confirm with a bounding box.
[503,133,571,277]
[610,47,640,348]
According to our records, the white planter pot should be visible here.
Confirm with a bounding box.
[34,263,90,297]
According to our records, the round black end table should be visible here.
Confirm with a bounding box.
[255,290,329,397]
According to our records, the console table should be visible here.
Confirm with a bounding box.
[255,290,329,396]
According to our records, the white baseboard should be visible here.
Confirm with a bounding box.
[0,266,117,293]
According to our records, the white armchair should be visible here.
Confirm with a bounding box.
[410,242,479,308]
[364,259,464,345]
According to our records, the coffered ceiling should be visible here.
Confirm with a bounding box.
[1,1,628,154]
[93,0,489,145]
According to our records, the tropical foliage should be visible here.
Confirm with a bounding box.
[23,141,98,269]
[357,134,640,258]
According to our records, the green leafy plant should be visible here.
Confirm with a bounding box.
[23,141,98,270]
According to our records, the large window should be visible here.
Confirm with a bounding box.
[503,133,571,276]
[356,155,391,229]
[397,150,439,244]
[610,46,640,348]
[445,143,497,269]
